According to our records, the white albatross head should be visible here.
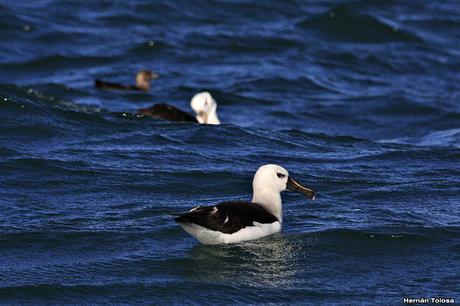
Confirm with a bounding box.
[251,164,316,223]
[190,91,221,125]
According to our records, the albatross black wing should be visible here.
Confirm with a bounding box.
[138,103,198,123]
[94,80,140,91]
[174,201,278,234]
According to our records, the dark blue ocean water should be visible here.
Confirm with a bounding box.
[0,0,459,304]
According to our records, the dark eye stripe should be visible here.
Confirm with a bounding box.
[276,172,286,178]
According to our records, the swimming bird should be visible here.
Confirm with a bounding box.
[137,91,221,124]
[94,70,159,91]
[175,164,316,244]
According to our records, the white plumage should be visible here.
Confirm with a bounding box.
[175,164,316,245]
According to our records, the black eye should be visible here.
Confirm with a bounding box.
[276,172,286,178]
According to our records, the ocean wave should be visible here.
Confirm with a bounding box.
[1,1,459,303]
[296,5,420,43]
[382,128,460,149]
[0,54,119,69]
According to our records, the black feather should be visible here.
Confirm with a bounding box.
[95,80,143,91]
[137,103,198,123]
[175,201,278,234]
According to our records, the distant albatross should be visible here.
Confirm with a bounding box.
[95,70,159,91]
[138,91,221,124]
[175,164,316,244]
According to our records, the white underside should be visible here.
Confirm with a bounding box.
[178,221,281,245]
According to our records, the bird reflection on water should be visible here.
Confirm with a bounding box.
[181,233,319,288]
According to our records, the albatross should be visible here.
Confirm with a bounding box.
[95,70,159,91]
[138,91,221,124]
[175,164,316,244]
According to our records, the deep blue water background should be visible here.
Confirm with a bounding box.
[0,0,459,304]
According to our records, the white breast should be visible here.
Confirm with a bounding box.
[178,221,281,245]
